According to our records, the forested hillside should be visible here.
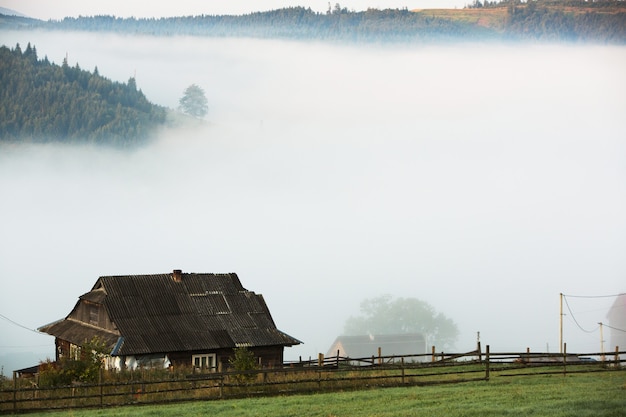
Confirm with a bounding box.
[2,7,488,42]
[0,43,167,146]
[1,1,625,43]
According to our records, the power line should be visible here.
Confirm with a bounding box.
[604,324,626,334]
[562,293,625,299]
[0,313,44,335]
[0,344,51,349]
[563,296,599,333]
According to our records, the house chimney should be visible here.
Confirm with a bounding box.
[172,269,183,282]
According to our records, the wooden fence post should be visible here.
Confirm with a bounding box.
[431,346,435,362]
[477,341,482,363]
[378,347,382,365]
[318,353,324,367]
[99,367,104,408]
[13,371,17,412]
[401,358,405,384]
[615,346,620,367]
[485,345,490,381]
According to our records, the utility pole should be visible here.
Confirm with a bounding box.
[599,322,605,362]
[559,293,564,354]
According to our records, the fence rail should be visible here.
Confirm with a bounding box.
[2,346,624,414]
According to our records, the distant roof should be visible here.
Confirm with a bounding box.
[328,333,425,358]
[14,365,40,375]
[607,293,626,320]
[40,271,300,356]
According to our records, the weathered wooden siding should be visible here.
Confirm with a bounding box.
[69,300,115,331]
[167,346,284,370]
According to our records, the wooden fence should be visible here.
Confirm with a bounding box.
[1,345,624,414]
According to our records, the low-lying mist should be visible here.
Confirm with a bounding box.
[1,30,625,365]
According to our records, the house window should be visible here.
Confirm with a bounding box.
[69,343,81,360]
[192,353,217,371]
[89,305,99,325]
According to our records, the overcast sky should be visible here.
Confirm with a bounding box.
[0,0,469,20]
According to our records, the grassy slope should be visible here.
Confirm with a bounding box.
[416,8,509,31]
[28,370,626,417]
[413,3,626,32]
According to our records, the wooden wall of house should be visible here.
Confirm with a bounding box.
[55,338,70,361]
[69,300,115,331]
[251,346,284,368]
[167,351,194,369]
[167,346,285,370]
[167,348,228,371]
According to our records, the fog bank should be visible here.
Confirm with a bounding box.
[1,31,625,368]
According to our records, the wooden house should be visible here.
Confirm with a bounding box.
[326,333,426,364]
[38,270,300,371]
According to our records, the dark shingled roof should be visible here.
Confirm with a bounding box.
[39,272,300,356]
[39,318,120,348]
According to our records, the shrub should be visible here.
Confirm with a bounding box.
[228,347,258,383]
[39,337,108,387]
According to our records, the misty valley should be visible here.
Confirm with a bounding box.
[0,16,625,375]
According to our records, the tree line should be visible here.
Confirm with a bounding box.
[35,7,486,42]
[1,3,624,43]
[0,43,167,146]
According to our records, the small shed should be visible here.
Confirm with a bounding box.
[14,365,40,379]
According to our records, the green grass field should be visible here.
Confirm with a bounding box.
[23,370,626,417]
